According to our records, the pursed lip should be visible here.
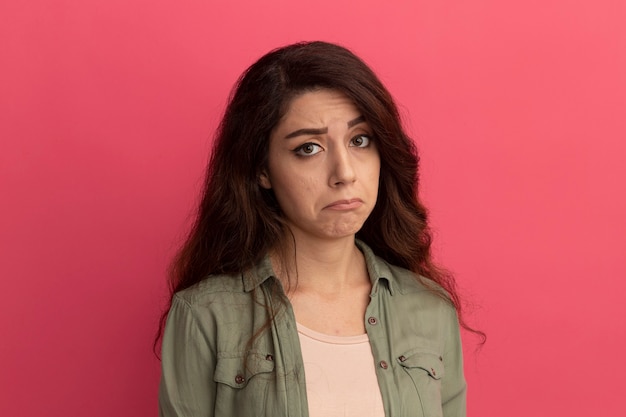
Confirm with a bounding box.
[324,198,364,210]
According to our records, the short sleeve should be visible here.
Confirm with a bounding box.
[159,294,216,417]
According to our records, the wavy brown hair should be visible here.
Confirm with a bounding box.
[156,41,482,351]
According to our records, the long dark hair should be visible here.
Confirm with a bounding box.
[156,41,481,351]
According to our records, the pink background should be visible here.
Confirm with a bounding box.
[2,0,625,416]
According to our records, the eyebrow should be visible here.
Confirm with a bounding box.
[284,115,366,139]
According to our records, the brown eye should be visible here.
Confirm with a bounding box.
[350,135,371,148]
[294,142,323,156]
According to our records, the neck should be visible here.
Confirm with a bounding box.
[271,234,369,295]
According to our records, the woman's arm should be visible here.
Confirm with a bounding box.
[441,307,467,417]
[159,295,216,417]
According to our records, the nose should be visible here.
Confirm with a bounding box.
[328,146,356,186]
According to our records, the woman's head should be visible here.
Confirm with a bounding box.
[201,41,421,267]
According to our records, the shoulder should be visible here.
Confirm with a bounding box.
[174,272,249,307]
[175,254,276,306]
[387,260,455,312]
[385,260,430,293]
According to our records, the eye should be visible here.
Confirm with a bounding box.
[293,142,323,156]
[350,134,372,148]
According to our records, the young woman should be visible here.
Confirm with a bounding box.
[158,41,468,417]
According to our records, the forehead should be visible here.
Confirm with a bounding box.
[278,89,360,126]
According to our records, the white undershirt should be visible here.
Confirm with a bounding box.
[297,323,385,417]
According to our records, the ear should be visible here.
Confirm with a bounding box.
[258,170,272,189]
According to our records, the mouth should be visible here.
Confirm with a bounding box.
[324,198,364,210]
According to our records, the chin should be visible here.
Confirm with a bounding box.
[320,221,366,239]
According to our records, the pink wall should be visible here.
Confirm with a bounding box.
[2,1,625,416]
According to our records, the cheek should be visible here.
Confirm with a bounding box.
[271,175,308,202]
[362,157,381,186]
[272,175,321,212]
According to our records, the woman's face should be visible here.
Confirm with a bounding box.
[260,89,380,243]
